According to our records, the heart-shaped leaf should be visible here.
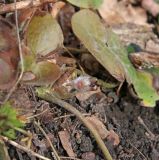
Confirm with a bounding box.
[66,0,103,9]
[22,60,61,85]
[71,9,159,107]
[0,19,19,89]
[26,12,64,56]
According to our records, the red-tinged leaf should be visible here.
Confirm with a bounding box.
[0,19,19,89]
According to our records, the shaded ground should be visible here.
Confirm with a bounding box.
[1,1,159,160]
[8,87,159,160]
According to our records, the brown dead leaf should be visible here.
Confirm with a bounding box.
[107,130,120,146]
[85,116,109,139]
[17,8,36,28]
[76,88,101,101]
[58,130,76,158]
[51,1,66,18]
[81,152,95,160]
[142,0,159,16]
[129,52,159,69]
[10,88,34,119]
[146,40,159,52]
[98,0,147,25]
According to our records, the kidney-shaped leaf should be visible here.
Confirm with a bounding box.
[26,12,63,56]
[72,10,125,82]
[66,0,103,9]
[22,61,61,85]
[71,9,159,107]
[0,20,19,89]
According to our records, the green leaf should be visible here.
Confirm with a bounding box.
[22,61,61,85]
[72,10,125,81]
[26,12,63,56]
[71,9,159,107]
[66,0,103,9]
[0,102,24,139]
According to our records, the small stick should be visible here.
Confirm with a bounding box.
[60,156,82,160]
[129,142,147,160]
[37,89,113,160]
[138,116,155,139]
[53,113,91,121]
[34,121,61,160]
[0,0,57,14]
[0,136,51,160]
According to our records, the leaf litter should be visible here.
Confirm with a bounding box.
[0,0,159,160]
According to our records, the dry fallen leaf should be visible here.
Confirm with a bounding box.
[98,0,147,25]
[85,116,109,139]
[129,52,159,69]
[81,152,95,160]
[107,130,120,146]
[58,130,76,158]
[142,0,159,16]
[51,1,66,18]
[76,88,100,101]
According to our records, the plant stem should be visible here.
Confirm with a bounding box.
[37,90,113,160]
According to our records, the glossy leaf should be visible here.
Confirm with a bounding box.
[66,0,103,9]
[26,12,63,56]
[72,10,159,107]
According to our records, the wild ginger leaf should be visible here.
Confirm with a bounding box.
[71,9,159,107]
[66,0,103,9]
[72,10,125,82]
[0,20,19,89]
[26,12,63,56]
[22,61,61,85]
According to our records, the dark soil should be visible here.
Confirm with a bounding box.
[8,87,159,160]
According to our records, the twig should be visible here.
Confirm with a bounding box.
[27,108,48,120]
[138,116,155,139]
[53,113,91,121]
[37,90,113,160]
[34,121,61,160]
[3,0,24,103]
[0,136,51,160]
[0,139,10,160]
[63,46,85,74]
[13,126,32,148]
[129,142,147,160]
[60,156,82,160]
[0,0,57,14]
